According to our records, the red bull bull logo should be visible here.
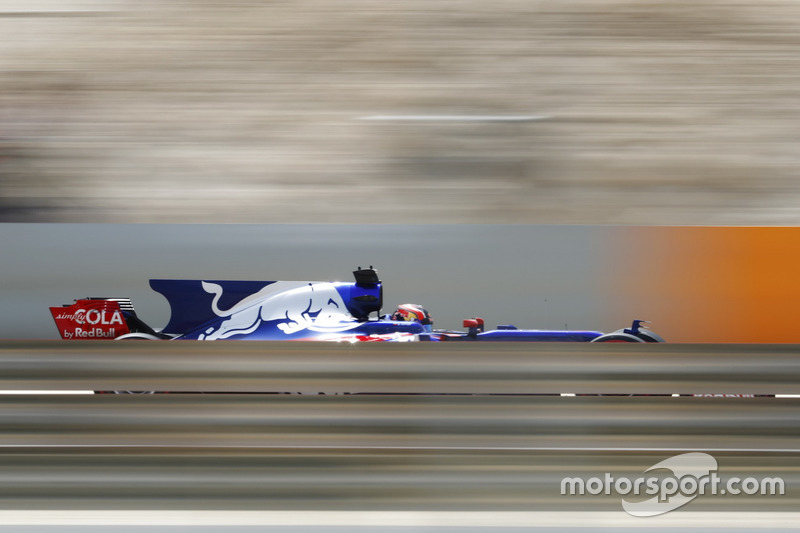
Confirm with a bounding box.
[196,281,358,340]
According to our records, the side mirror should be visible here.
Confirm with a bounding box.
[463,317,485,337]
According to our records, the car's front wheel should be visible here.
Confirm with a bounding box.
[591,332,646,343]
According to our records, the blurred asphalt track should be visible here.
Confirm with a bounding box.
[0,341,794,532]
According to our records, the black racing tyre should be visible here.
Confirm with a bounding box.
[591,332,646,343]
[115,333,162,340]
[630,330,665,343]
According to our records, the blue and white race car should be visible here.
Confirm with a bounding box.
[50,267,663,343]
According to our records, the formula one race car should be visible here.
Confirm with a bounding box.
[49,267,664,343]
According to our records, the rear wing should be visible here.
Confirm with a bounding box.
[50,298,132,340]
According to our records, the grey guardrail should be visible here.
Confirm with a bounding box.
[1,340,799,394]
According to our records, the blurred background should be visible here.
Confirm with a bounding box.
[2,0,800,224]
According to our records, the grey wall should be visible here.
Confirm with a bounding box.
[1,224,622,339]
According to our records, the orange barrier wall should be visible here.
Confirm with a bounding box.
[613,227,800,343]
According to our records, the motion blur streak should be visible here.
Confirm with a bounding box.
[3,341,800,395]
[2,1,800,223]
[0,398,795,512]
[616,227,800,343]
[0,344,795,526]
[0,394,798,451]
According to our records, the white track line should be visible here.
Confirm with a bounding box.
[0,390,93,395]
[359,115,548,122]
[0,510,796,527]
[0,391,793,397]
[0,444,798,453]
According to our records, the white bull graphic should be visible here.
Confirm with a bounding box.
[197,281,356,340]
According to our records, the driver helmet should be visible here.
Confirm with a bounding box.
[391,304,433,331]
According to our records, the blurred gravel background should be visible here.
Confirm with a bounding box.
[2,0,800,223]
